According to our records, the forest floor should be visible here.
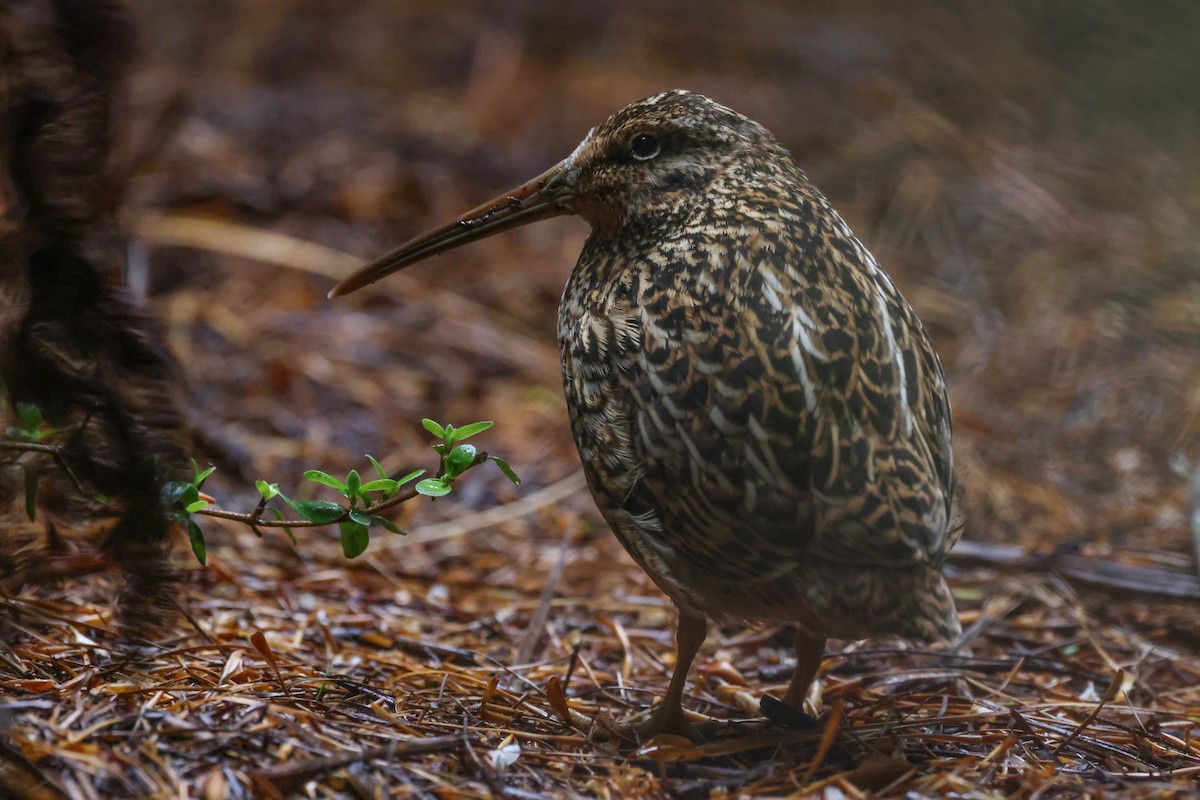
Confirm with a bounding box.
[3,1,1200,797]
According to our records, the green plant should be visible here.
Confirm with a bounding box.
[164,418,519,563]
[1,401,67,521]
[2,404,520,566]
[162,460,217,564]
[5,401,53,443]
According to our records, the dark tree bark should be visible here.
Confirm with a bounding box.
[0,0,186,623]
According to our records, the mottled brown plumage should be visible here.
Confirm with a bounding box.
[332,90,960,739]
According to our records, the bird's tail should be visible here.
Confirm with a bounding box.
[896,565,961,645]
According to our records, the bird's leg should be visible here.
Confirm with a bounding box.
[760,631,826,728]
[784,632,826,708]
[616,610,708,742]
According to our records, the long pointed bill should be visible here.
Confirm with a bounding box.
[328,159,575,298]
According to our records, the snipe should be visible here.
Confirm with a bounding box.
[331,90,961,740]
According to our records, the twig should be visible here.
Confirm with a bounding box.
[196,481,423,529]
[1190,465,1200,577]
[1051,668,1124,759]
[130,212,560,379]
[507,522,577,687]
[0,441,62,456]
[398,470,587,545]
[0,738,69,799]
[802,696,844,784]
[949,540,1200,600]
[461,718,507,799]
[247,735,465,796]
[0,439,89,496]
[131,212,362,280]
[0,554,109,593]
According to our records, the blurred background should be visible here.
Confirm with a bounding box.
[120,0,1200,569]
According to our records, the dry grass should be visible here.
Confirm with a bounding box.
[3,514,1200,797]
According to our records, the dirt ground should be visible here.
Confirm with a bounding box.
[3,1,1200,797]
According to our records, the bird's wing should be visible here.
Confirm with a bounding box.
[629,218,954,570]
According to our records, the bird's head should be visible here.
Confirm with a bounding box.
[562,90,772,229]
[329,90,775,298]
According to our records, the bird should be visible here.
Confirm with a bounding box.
[330,89,961,740]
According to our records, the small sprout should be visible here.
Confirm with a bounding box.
[6,402,53,442]
[256,480,281,501]
[18,402,44,432]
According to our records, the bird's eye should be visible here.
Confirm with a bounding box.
[629,133,661,161]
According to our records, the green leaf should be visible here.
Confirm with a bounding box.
[184,499,210,514]
[187,520,206,565]
[348,508,372,526]
[372,515,404,535]
[7,403,47,441]
[447,420,493,443]
[281,496,345,524]
[193,462,216,487]
[490,456,521,485]
[339,520,370,558]
[422,418,446,438]
[416,477,452,498]
[23,466,37,521]
[395,468,425,486]
[5,425,37,441]
[345,469,361,498]
[161,480,195,507]
[256,480,280,500]
[443,443,477,478]
[17,402,43,431]
[304,470,347,493]
[163,482,188,506]
[265,508,298,545]
[13,404,44,439]
[359,478,399,494]
[365,454,389,481]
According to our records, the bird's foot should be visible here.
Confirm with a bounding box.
[553,701,706,746]
[759,694,821,729]
[616,703,704,743]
